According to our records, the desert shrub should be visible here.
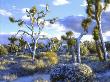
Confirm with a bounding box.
[0,59,11,65]
[35,51,58,69]
[41,51,58,65]
[50,63,93,82]
[2,74,17,81]
[7,44,19,53]
[80,44,89,56]
[0,45,8,55]
[0,65,6,70]
[16,62,37,76]
[35,59,46,69]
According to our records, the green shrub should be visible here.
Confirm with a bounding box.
[0,45,8,55]
[80,44,89,56]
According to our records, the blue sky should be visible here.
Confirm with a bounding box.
[0,0,110,41]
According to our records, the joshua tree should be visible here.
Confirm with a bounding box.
[66,31,73,39]
[77,18,92,63]
[85,0,110,61]
[61,31,76,62]
[8,36,19,53]
[19,37,27,52]
[9,5,56,60]
[8,36,18,44]
[50,37,59,52]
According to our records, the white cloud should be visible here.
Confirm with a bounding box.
[40,31,48,36]
[21,8,30,13]
[12,5,16,9]
[103,31,110,41]
[0,9,12,16]
[81,35,93,42]
[80,0,87,7]
[78,14,84,16]
[53,0,69,6]
[103,31,110,36]
[0,32,17,35]
[46,22,66,32]
[22,15,30,20]
[39,4,46,8]
[43,22,66,39]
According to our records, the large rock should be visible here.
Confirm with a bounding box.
[50,63,93,82]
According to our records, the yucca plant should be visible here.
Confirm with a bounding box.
[9,5,57,61]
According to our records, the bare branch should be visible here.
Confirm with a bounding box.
[15,30,35,42]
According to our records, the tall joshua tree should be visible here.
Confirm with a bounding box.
[9,5,56,60]
[77,18,92,63]
[85,0,110,61]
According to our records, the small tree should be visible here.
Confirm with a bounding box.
[9,5,56,60]
[8,36,18,44]
[61,31,76,62]
[8,36,19,53]
[77,18,92,63]
[18,37,27,53]
[50,37,60,52]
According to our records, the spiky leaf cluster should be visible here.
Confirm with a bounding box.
[67,38,76,47]
[93,26,99,40]
[9,17,15,23]
[104,0,110,9]
[29,6,37,15]
[19,38,27,47]
[86,0,110,19]
[82,18,92,31]
[66,31,73,38]
[61,31,76,47]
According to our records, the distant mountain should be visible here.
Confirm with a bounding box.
[0,33,50,45]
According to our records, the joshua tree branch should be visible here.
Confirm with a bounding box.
[15,30,35,42]
[77,31,87,63]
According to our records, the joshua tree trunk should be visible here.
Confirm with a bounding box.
[32,29,42,60]
[98,16,108,61]
[71,46,76,63]
[95,40,104,61]
[96,13,108,61]
[77,39,81,63]
[77,31,87,63]
[32,38,39,60]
